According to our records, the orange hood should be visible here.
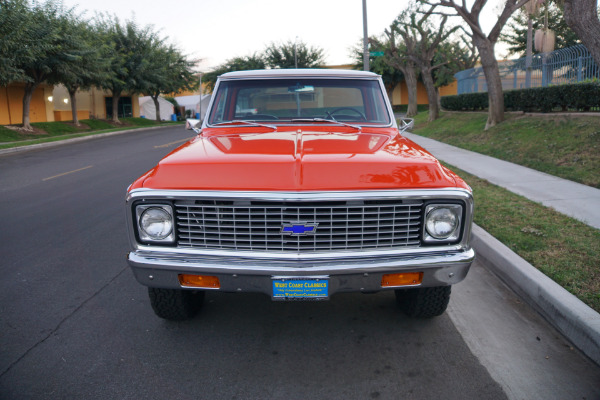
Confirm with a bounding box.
[132,127,464,191]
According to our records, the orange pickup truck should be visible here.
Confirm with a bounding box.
[125,69,474,320]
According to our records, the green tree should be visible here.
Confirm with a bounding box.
[432,35,479,88]
[202,54,266,92]
[146,44,197,122]
[1,0,84,130]
[263,40,325,69]
[350,36,404,104]
[201,41,325,92]
[0,0,33,86]
[55,18,113,126]
[96,16,161,123]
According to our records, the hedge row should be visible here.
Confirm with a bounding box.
[392,104,430,113]
[441,82,600,113]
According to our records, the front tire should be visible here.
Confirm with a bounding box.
[148,288,205,321]
[395,286,451,318]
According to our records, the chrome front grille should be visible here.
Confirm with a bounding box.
[175,199,423,252]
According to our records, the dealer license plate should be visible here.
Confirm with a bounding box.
[272,277,329,300]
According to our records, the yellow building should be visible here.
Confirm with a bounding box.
[0,83,54,125]
[326,64,458,107]
[1,83,140,125]
[389,79,458,106]
[50,85,140,121]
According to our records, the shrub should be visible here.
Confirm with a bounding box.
[391,104,430,113]
[441,82,600,113]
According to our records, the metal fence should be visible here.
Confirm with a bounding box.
[455,44,599,94]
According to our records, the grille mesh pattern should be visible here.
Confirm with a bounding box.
[175,199,423,252]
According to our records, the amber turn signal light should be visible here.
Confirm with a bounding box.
[381,272,423,287]
[178,274,220,288]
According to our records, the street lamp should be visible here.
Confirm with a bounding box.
[294,36,299,68]
[362,0,369,71]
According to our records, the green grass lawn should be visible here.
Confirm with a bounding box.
[31,121,84,135]
[0,118,183,149]
[80,119,116,130]
[412,112,600,188]
[0,125,28,142]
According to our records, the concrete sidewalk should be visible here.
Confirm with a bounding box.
[403,131,600,231]
[403,131,600,366]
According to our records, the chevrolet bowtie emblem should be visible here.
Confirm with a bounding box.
[281,223,318,236]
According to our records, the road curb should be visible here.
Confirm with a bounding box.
[0,125,172,157]
[472,224,600,366]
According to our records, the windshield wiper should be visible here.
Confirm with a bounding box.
[212,120,277,131]
[290,118,361,132]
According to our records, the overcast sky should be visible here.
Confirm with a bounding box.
[60,0,507,71]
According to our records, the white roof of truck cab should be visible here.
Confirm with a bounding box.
[219,69,380,80]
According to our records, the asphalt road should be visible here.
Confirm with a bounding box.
[0,126,598,399]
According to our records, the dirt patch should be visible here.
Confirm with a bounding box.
[4,125,47,135]
[113,120,133,126]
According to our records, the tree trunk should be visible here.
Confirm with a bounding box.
[112,93,121,124]
[403,65,419,118]
[563,0,600,67]
[385,83,396,107]
[21,82,39,131]
[151,94,161,123]
[474,37,504,130]
[68,88,80,126]
[420,66,440,122]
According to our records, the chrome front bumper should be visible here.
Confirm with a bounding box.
[127,247,475,296]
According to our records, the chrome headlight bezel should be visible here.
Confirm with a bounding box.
[423,203,463,244]
[135,204,175,244]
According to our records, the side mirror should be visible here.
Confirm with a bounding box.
[185,118,202,134]
[398,118,414,134]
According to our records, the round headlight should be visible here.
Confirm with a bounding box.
[426,207,459,240]
[139,207,173,240]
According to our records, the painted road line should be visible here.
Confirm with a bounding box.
[42,165,93,181]
[154,137,194,149]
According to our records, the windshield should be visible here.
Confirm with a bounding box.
[207,78,391,126]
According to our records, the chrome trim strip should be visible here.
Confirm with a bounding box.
[207,122,395,129]
[128,247,475,275]
[129,243,467,261]
[381,283,422,288]
[219,69,380,79]
[179,284,221,290]
[127,188,473,202]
